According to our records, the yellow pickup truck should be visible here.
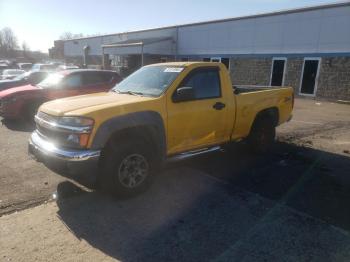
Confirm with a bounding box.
[29,62,293,196]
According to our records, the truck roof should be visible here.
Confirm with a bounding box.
[60,69,118,75]
[146,61,221,67]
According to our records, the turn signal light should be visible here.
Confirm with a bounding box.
[79,133,90,147]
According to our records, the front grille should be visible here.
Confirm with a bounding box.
[36,111,57,123]
[36,124,53,140]
[36,123,69,146]
[35,113,75,149]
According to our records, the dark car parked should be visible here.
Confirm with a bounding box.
[0,71,49,91]
[0,69,122,121]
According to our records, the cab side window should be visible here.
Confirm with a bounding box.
[100,72,116,83]
[29,72,46,83]
[181,68,221,99]
[62,74,82,88]
[82,72,106,86]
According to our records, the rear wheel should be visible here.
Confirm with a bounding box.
[99,138,156,197]
[247,117,276,153]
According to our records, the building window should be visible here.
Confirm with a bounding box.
[270,57,287,86]
[299,57,321,96]
[210,57,221,63]
[181,57,189,62]
[221,58,230,70]
[160,57,167,63]
[204,57,230,70]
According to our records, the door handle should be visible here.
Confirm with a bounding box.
[213,102,226,110]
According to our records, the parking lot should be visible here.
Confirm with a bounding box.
[1,98,350,261]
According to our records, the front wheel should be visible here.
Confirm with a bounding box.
[99,139,156,197]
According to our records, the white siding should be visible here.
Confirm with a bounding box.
[177,5,350,55]
[64,28,176,56]
[64,4,350,57]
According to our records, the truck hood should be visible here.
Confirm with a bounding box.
[40,92,153,116]
[0,84,38,98]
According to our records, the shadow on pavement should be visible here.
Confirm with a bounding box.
[184,141,350,231]
[55,141,350,261]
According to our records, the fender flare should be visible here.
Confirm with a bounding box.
[90,111,166,159]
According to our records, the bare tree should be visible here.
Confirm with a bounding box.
[22,41,30,57]
[59,32,84,40]
[0,27,18,57]
[59,32,73,40]
[22,41,29,51]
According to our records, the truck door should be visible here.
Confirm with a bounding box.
[167,66,229,154]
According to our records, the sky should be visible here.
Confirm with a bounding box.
[0,0,340,53]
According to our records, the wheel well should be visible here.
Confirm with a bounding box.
[21,100,45,120]
[252,107,279,128]
[99,126,162,165]
[23,99,45,113]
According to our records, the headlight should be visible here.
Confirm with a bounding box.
[35,113,94,148]
[56,117,94,148]
[66,133,91,148]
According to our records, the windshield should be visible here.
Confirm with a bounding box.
[3,69,24,75]
[112,66,184,96]
[41,64,57,71]
[37,73,64,88]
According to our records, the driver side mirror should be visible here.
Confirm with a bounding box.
[173,86,195,102]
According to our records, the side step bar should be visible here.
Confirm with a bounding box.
[167,146,221,163]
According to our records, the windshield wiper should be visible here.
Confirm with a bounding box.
[115,90,145,96]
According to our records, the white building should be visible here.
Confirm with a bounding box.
[57,1,350,100]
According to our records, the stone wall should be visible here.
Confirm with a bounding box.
[318,57,350,100]
[229,56,350,101]
[229,58,272,86]
[283,58,303,95]
[64,53,350,100]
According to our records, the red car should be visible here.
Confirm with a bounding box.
[0,69,122,121]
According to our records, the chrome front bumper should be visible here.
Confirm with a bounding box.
[28,131,101,177]
[29,131,100,161]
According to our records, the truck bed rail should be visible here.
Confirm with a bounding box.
[233,85,286,94]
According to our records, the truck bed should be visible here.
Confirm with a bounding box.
[230,84,294,141]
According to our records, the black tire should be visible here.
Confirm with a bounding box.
[247,116,276,153]
[99,138,157,197]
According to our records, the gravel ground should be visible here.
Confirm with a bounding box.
[0,98,349,261]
